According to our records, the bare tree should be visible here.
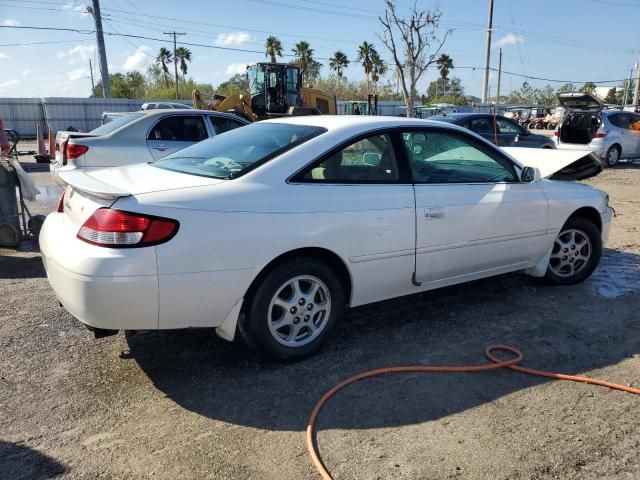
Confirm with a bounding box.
[379,0,450,117]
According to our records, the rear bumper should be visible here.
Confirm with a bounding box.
[40,212,159,330]
[555,141,606,158]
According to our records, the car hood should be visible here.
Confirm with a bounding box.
[502,147,603,181]
[556,92,603,112]
[58,163,225,199]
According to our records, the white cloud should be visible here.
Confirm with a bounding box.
[225,63,248,75]
[0,53,11,60]
[2,19,20,26]
[122,45,153,71]
[66,44,95,65]
[492,33,524,48]
[68,68,89,81]
[0,80,19,92]
[62,3,89,14]
[22,69,30,76]
[215,32,250,46]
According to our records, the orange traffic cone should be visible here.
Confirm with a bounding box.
[48,129,55,158]
[36,123,47,155]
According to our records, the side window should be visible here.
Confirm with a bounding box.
[609,114,629,129]
[402,130,516,184]
[630,114,640,131]
[468,117,493,134]
[145,104,156,110]
[209,116,246,135]
[495,118,521,134]
[148,115,207,142]
[316,98,330,114]
[299,133,399,183]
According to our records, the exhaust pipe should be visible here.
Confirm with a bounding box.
[86,325,119,339]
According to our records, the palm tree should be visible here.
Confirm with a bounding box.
[174,47,192,82]
[265,36,283,63]
[357,41,377,95]
[156,47,173,88]
[436,54,453,96]
[370,52,387,94]
[292,41,315,80]
[329,50,349,85]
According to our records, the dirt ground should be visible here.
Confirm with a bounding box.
[1,160,639,480]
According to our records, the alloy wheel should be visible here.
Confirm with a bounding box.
[267,275,332,347]
[549,229,592,278]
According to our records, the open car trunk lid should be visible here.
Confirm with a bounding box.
[502,147,603,181]
[556,92,603,112]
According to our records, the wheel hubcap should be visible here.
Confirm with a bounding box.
[549,228,591,278]
[608,148,619,164]
[267,275,331,347]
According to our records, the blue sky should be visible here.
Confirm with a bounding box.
[0,0,639,98]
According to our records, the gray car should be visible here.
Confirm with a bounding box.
[554,92,640,167]
[430,113,556,149]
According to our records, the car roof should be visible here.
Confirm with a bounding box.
[139,109,242,119]
[263,114,471,133]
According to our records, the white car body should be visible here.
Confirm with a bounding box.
[51,109,249,185]
[40,116,612,348]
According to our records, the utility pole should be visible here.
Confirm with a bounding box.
[164,31,186,99]
[633,62,639,108]
[88,59,95,94]
[481,0,494,104]
[90,0,110,97]
[622,68,633,106]
[496,48,502,105]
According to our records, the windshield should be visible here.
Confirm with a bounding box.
[91,113,145,135]
[152,123,326,179]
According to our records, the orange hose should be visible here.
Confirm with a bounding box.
[306,345,640,480]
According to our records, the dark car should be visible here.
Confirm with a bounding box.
[430,113,556,149]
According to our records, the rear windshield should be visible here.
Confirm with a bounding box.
[91,113,145,135]
[152,123,325,179]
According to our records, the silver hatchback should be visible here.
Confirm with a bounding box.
[554,92,640,166]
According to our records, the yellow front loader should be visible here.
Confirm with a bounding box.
[193,63,336,121]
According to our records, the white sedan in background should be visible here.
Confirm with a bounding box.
[51,109,249,185]
[40,116,612,360]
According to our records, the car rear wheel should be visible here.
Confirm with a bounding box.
[543,217,602,286]
[239,258,345,360]
[604,144,620,167]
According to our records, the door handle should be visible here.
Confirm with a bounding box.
[424,208,444,219]
[152,145,168,151]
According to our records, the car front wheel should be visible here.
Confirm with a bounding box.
[239,258,345,360]
[543,217,602,285]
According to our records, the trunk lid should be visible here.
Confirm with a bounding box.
[502,147,603,180]
[58,162,225,198]
[55,131,98,165]
[556,92,603,112]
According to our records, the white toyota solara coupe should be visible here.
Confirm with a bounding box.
[40,116,612,360]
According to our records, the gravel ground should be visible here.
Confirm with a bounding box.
[1,158,639,480]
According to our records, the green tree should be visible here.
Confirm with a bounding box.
[579,81,596,94]
[436,53,453,95]
[357,41,376,94]
[156,47,173,88]
[329,51,349,83]
[616,80,635,105]
[604,87,618,104]
[425,76,465,104]
[265,36,283,63]
[370,51,387,94]
[292,41,320,83]
[174,47,192,82]
[556,82,576,94]
[538,84,556,106]
[215,73,249,97]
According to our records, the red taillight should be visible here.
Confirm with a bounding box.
[553,129,559,137]
[594,129,608,138]
[66,143,89,159]
[56,190,65,213]
[77,208,178,247]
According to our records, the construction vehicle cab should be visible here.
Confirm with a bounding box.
[193,62,336,121]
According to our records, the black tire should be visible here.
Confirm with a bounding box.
[604,144,621,167]
[239,257,345,361]
[0,223,22,248]
[543,217,602,286]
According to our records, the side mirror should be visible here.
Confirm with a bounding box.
[521,166,542,183]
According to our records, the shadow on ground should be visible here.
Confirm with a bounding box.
[126,248,640,432]
[0,254,45,279]
[0,441,66,480]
